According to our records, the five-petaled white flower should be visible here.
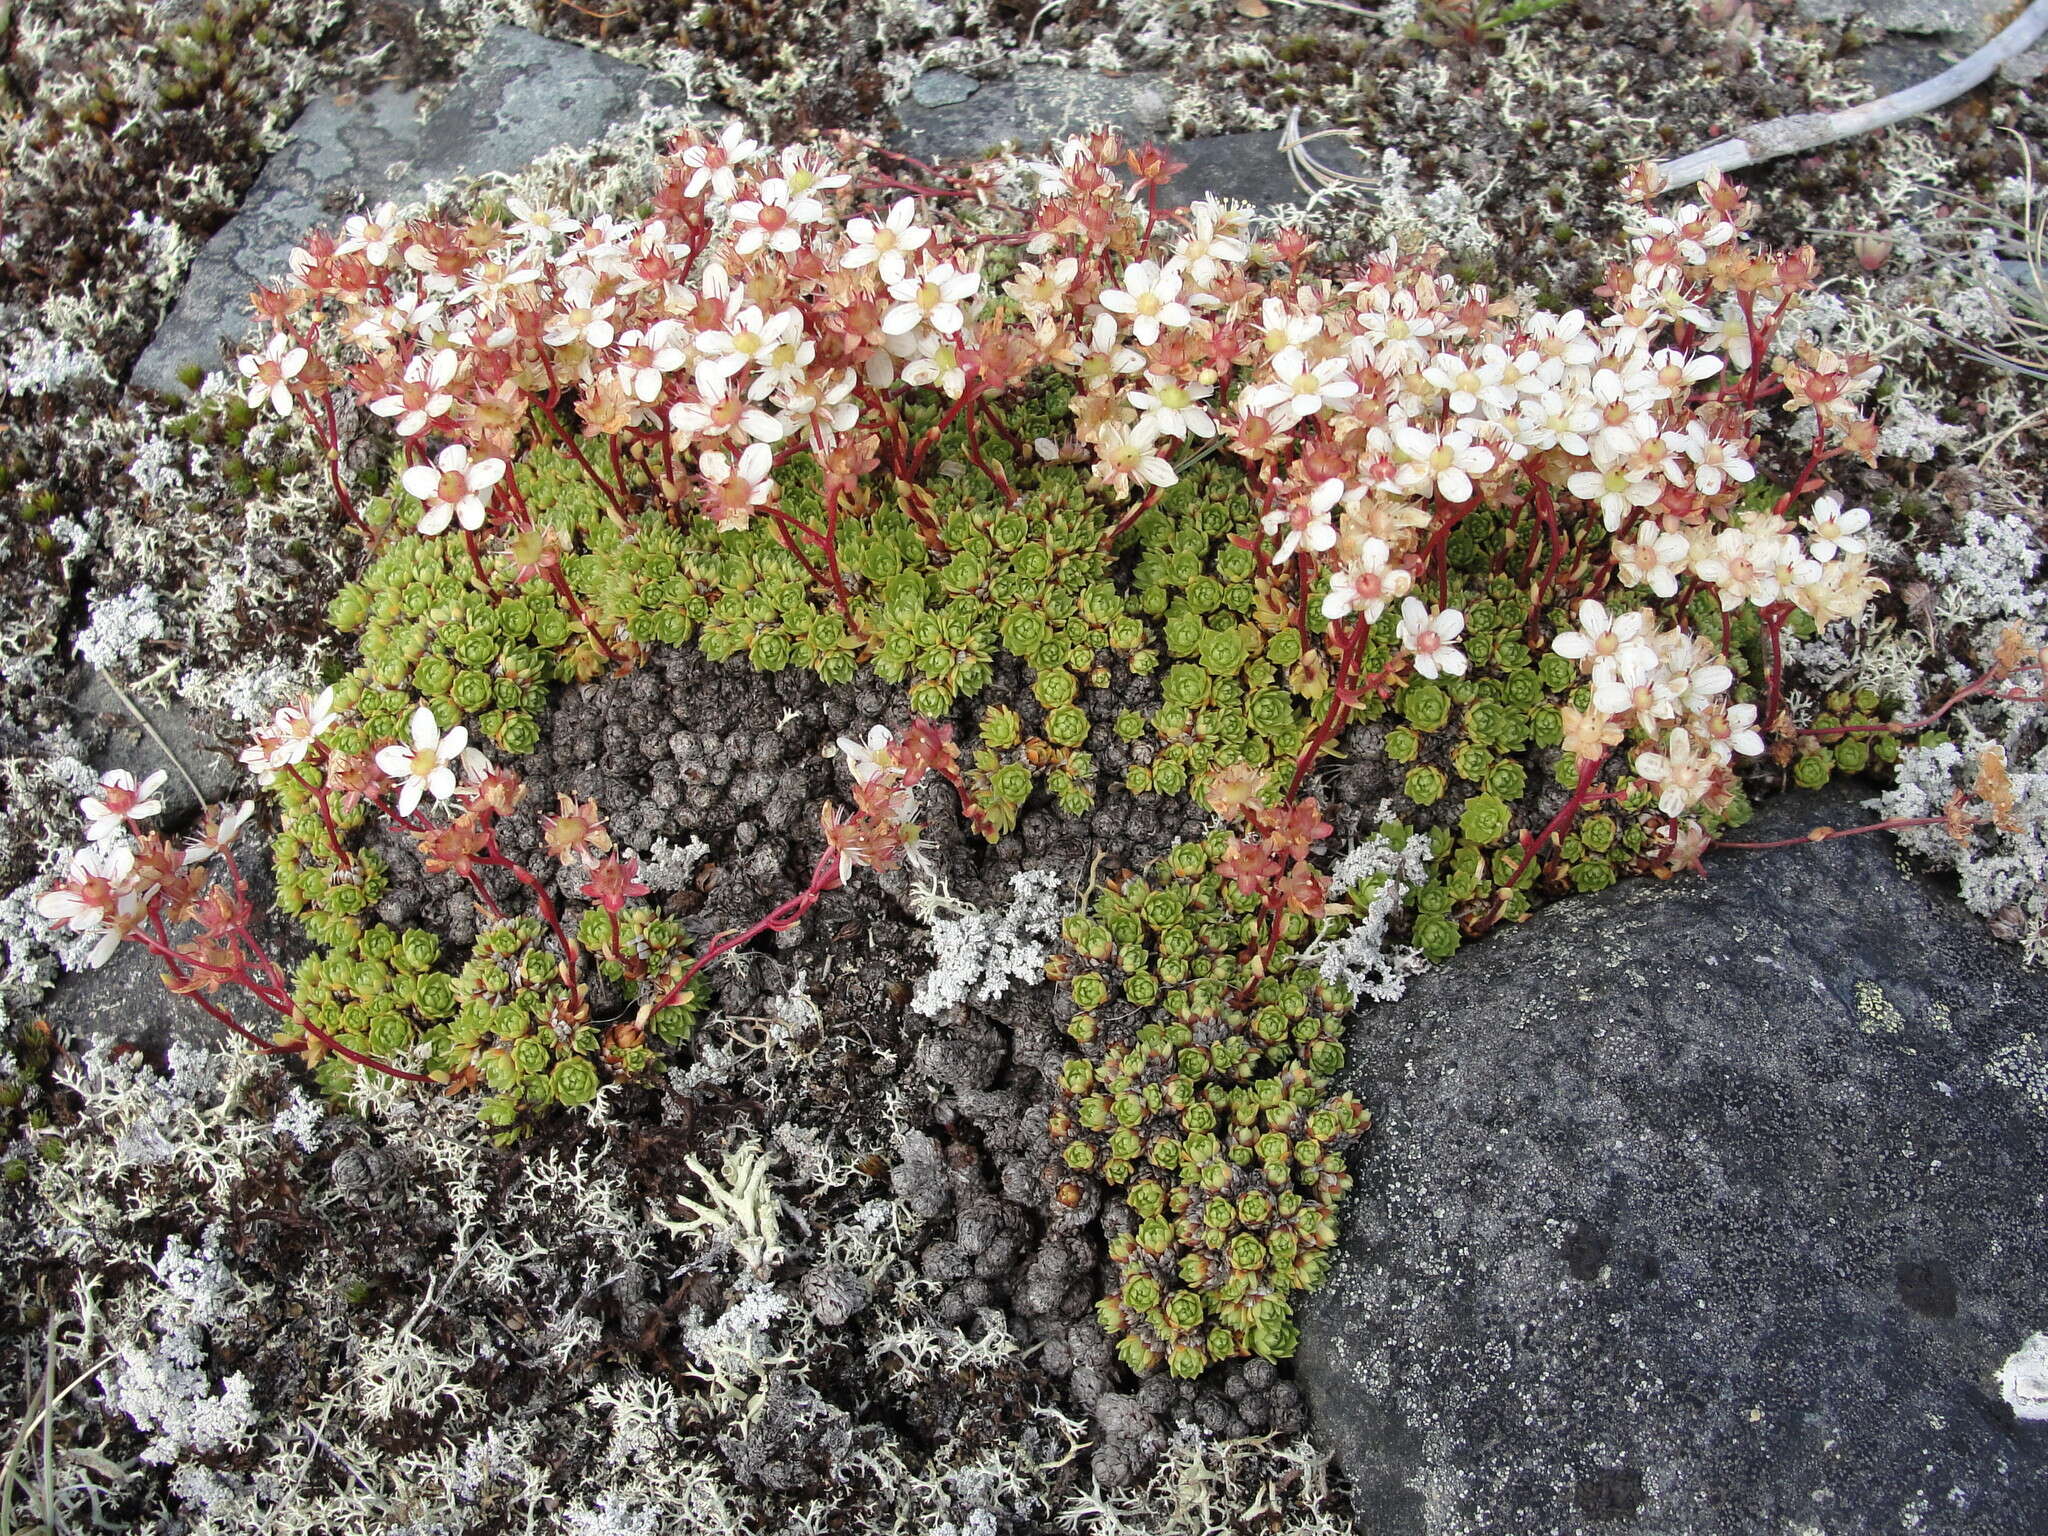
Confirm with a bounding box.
[1397,597,1468,680]
[883,262,981,338]
[1392,424,1494,506]
[36,843,141,968]
[1802,494,1871,563]
[403,445,506,536]
[700,442,778,531]
[842,197,932,285]
[239,334,307,417]
[1098,261,1193,347]
[837,725,896,785]
[80,769,166,844]
[375,706,469,819]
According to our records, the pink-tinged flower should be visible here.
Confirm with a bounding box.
[80,769,167,844]
[580,853,650,915]
[368,350,460,440]
[1615,525,1690,599]
[401,444,506,536]
[680,123,761,202]
[374,706,468,818]
[1391,424,1494,505]
[1264,477,1343,564]
[730,176,828,256]
[1321,538,1411,624]
[1635,728,1711,818]
[1666,418,1755,497]
[842,197,931,284]
[614,322,688,404]
[36,843,141,968]
[1098,260,1192,347]
[699,442,778,531]
[238,334,307,417]
[882,262,981,338]
[183,801,256,866]
[1700,702,1766,762]
[1396,597,1468,680]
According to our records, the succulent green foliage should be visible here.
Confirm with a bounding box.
[1046,834,1366,1379]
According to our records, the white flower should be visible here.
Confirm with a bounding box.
[401,445,506,536]
[1802,494,1871,563]
[1127,375,1216,440]
[374,706,468,819]
[337,202,403,266]
[1252,348,1358,430]
[699,441,778,531]
[1615,526,1690,599]
[731,176,828,256]
[505,196,580,244]
[1320,538,1411,623]
[80,769,167,844]
[842,197,931,284]
[1396,597,1468,680]
[1634,728,1710,818]
[1392,423,1494,505]
[183,801,256,866]
[1552,600,1647,669]
[1098,260,1192,346]
[1566,457,1662,531]
[614,323,688,404]
[237,334,306,417]
[36,844,140,967]
[883,262,981,338]
[837,725,895,785]
[1265,478,1343,564]
[1089,419,1178,496]
[1666,418,1755,497]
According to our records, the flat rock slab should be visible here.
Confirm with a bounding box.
[1299,784,2048,1536]
[74,670,240,828]
[892,66,1175,163]
[130,27,681,396]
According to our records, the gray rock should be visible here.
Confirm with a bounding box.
[75,669,239,827]
[909,69,981,109]
[891,65,1174,163]
[1795,0,2007,34]
[131,27,682,396]
[403,25,683,189]
[44,826,280,1050]
[1299,784,2048,1536]
[1160,130,1370,210]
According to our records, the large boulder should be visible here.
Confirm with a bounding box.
[1299,783,2048,1535]
[130,27,683,396]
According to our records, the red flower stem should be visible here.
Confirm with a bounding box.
[1288,620,1376,801]
[1484,751,1612,930]
[282,761,353,869]
[1713,815,1947,852]
[642,851,840,1018]
[479,824,583,1014]
[317,393,373,540]
[533,388,632,525]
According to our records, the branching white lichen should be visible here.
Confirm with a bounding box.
[911,868,1066,1017]
[1301,822,1433,1004]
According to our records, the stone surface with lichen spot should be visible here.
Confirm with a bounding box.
[129,26,684,397]
[890,65,1175,163]
[1298,782,2048,1536]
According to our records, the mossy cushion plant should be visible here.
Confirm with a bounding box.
[41,129,1928,1375]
